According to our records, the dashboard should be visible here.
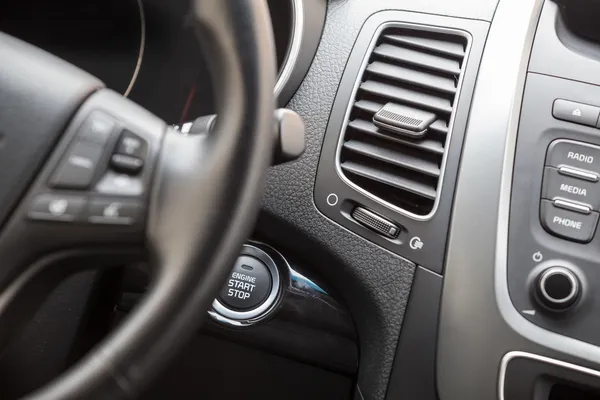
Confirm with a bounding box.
[6,0,600,400]
[0,0,294,124]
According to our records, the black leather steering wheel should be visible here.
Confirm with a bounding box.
[0,0,276,398]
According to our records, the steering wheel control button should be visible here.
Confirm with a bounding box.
[540,199,599,243]
[115,131,147,159]
[218,255,272,311]
[110,154,144,175]
[95,172,144,196]
[50,141,104,189]
[546,140,600,172]
[78,112,116,144]
[552,99,600,127]
[28,194,86,222]
[542,167,600,210]
[86,198,142,225]
[534,266,581,311]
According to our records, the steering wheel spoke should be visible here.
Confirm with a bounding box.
[0,89,169,351]
[0,89,164,285]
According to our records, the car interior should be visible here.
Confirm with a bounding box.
[2,0,600,399]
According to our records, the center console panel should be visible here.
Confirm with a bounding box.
[508,72,600,346]
[507,0,600,351]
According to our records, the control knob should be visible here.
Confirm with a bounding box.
[534,266,581,311]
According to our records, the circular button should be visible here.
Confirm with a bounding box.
[218,255,272,311]
[535,266,580,311]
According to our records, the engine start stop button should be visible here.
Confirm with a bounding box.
[218,255,272,311]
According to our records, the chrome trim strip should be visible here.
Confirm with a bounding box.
[124,0,146,98]
[558,165,599,182]
[499,351,600,400]
[539,267,579,305]
[553,198,591,214]
[333,23,473,221]
[274,0,304,98]
[174,0,302,127]
[179,122,194,134]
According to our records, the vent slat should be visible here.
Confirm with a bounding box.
[429,120,449,135]
[366,61,457,94]
[338,27,467,215]
[373,43,461,76]
[341,161,437,200]
[343,140,441,178]
[360,81,453,114]
[354,99,384,114]
[348,119,445,156]
[382,34,465,59]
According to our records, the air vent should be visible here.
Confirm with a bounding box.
[338,27,469,216]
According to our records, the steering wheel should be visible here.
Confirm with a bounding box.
[0,0,275,398]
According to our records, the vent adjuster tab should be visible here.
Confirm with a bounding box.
[372,102,436,139]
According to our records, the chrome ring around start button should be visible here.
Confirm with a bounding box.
[211,244,281,321]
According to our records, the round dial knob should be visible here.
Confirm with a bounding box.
[535,266,581,311]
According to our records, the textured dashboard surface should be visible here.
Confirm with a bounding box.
[260,0,498,398]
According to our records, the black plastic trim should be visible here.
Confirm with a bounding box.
[385,266,442,400]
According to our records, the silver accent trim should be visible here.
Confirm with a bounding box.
[539,266,579,305]
[124,0,146,98]
[274,0,304,98]
[558,165,599,182]
[207,310,249,327]
[333,23,473,221]
[174,0,301,130]
[211,244,281,321]
[180,122,194,134]
[553,198,592,214]
[493,0,600,377]
[499,351,600,400]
